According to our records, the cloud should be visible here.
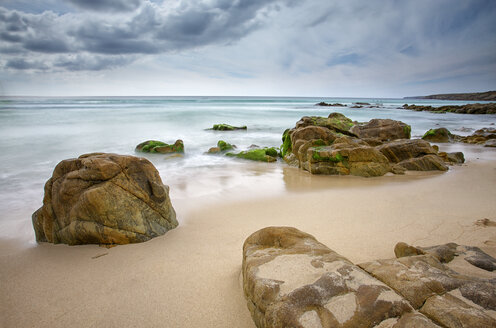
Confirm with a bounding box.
[67,0,142,12]
[5,58,47,70]
[0,0,287,71]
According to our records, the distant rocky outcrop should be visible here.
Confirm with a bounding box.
[402,103,496,114]
[32,153,178,245]
[315,102,347,107]
[281,112,450,177]
[208,124,247,131]
[136,139,184,154]
[243,227,496,328]
[407,91,496,101]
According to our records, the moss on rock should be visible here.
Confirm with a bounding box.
[217,140,234,151]
[226,147,278,162]
[211,124,247,131]
[136,140,184,154]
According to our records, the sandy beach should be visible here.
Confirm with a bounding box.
[1,143,496,328]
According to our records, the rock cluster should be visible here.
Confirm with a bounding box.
[402,103,496,114]
[282,112,451,177]
[243,227,496,328]
[207,140,236,154]
[32,153,178,245]
[422,127,496,147]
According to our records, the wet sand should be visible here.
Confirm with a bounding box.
[1,144,495,328]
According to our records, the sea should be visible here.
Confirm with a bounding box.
[1,96,495,244]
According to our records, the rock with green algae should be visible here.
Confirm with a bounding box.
[209,123,247,131]
[207,140,236,154]
[422,128,453,143]
[32,153,178,246]
[136,139,184,154]
[226,147,278,162]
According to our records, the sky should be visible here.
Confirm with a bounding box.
[0,0,495,97]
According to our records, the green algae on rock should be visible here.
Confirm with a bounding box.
[226,147,278,162]
[136,139,184,154]
[209,124,247,131]
[422,128,453,143]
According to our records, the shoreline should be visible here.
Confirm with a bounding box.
[1,144,496,327]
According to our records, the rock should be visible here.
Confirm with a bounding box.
[394,242,426,258]
[402,103,496,114]
[294,113,357,136]
[316,102,346,107]
[243,227,429,328]
[350,119,411,141]
[422,128,453,143]
[484,139,496,147]
[305,137,391,177]
[455,128,496,145]
[360,242,496,326]
[210,123,247,131]
[282,113,451,176]
[377,139,448,171]
[226,147,278,162]
[32,153,178,245]
[355,102,371,105]
[420,293,496,328]
[217,140,235,151]
[136,139,184,154]
[439,152,465,164]
[396,154,448,172]
[207,147,221,154]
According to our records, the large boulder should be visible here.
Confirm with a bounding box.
[32,153,178,245]
[350,119,411,141]
[294,113,357,136]
[243,227,439,328]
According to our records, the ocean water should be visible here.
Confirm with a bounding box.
[1,96,495,244]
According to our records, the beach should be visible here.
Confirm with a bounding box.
[2,142,495,328]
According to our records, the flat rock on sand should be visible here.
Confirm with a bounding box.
[242,227,437,328]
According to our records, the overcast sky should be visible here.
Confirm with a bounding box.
[1,0,495,97]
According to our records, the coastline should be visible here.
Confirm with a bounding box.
[1,144,496,328]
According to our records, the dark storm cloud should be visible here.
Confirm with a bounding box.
[5,58,47,70]
[67,0,142,12]
[0,0,285,71]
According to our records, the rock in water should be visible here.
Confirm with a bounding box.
[242,227,439,328]
[32,153,178,245]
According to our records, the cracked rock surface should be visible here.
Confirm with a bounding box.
[32,153,178,245]
[242,227,439,328]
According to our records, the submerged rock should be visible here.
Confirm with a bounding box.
[32,153,178,245]
[243,227,439,328]
[206,140,236,154]
[136,139,184,154]
[315,102,347,107]
[209,123,247,131]
[226,147,278,162]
